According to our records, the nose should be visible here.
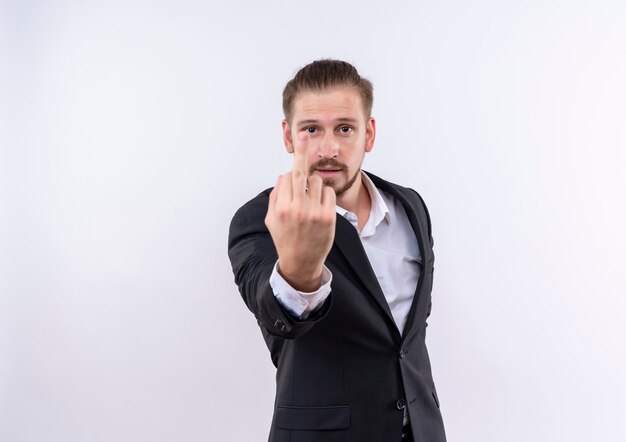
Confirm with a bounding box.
[318,132,339,159]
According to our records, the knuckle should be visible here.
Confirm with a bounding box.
[308,175,322,186]
[292,208,304,221]
[275,206,288,219]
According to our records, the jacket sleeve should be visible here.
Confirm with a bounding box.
[410,188,434,250]
[227,190,333,339]
[409,187,435,322]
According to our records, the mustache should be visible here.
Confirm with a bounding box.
[310,159,346,172]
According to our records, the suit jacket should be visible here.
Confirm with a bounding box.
[228,171,446,442]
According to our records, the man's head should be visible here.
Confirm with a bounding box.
[281,60,376,198]
[282,60,373,123]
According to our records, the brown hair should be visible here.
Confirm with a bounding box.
[282,59,373,122]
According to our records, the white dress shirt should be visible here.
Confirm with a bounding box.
[269,171,422,334]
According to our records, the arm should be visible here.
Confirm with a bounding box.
[229,132,336,338]
[228,192,333,339]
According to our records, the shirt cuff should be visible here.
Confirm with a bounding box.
[269,260,333,320]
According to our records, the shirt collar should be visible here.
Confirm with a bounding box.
[335,171,391,236]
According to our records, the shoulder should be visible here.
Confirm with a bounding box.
[230,187,272,225]
[364,170,433,238]
[364,170,426,205]
[228,187,274,247]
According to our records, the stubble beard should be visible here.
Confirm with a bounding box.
[323,167,361,196]
[311,156,364,196]
[310,159,361,196]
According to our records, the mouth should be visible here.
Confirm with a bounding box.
[314,168,343,177]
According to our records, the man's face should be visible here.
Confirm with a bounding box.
[282,87,376,196]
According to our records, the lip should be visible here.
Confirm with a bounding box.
[315,168,342,177]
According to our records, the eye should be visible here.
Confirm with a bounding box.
[339,125,353,134]
[304,126,317,134]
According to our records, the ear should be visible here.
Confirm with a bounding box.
[282,119,294,154]
[364,117,376,153]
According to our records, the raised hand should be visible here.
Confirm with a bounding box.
[265,132,337,292]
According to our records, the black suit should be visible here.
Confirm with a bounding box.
[228,171,446,442]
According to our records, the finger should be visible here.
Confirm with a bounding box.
[321,185,336,211]
[277,171,293,203]
[307,174,323,203]
[265,176,281,228]
[291,131,310,200]
[268,175,281,208]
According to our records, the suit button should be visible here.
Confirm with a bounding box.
[396,399,406,410]
[273,319,286,331]
[399,349,407,359]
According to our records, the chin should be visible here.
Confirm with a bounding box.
[321,177,339,188]
[333,177,358,197]
[317,168,360,197]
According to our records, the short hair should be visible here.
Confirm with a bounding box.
[282,59,374,122]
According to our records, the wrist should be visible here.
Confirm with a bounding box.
[277,261,323,292]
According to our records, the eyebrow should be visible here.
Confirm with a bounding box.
[297,118,360,126]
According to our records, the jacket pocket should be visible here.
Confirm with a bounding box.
[275,405,350,430]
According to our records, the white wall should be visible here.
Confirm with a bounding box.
[2,1,625,441]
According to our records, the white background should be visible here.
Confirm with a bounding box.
[2,1,625,441]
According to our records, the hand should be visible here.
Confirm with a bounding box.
[265,132,337,292]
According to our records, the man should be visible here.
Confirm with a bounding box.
[228,60,446,442]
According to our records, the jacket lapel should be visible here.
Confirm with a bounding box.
[362,171,429,338]
[332,215,398,333]
[374,179,427,338]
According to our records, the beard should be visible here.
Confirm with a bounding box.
[310,158,361,196]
